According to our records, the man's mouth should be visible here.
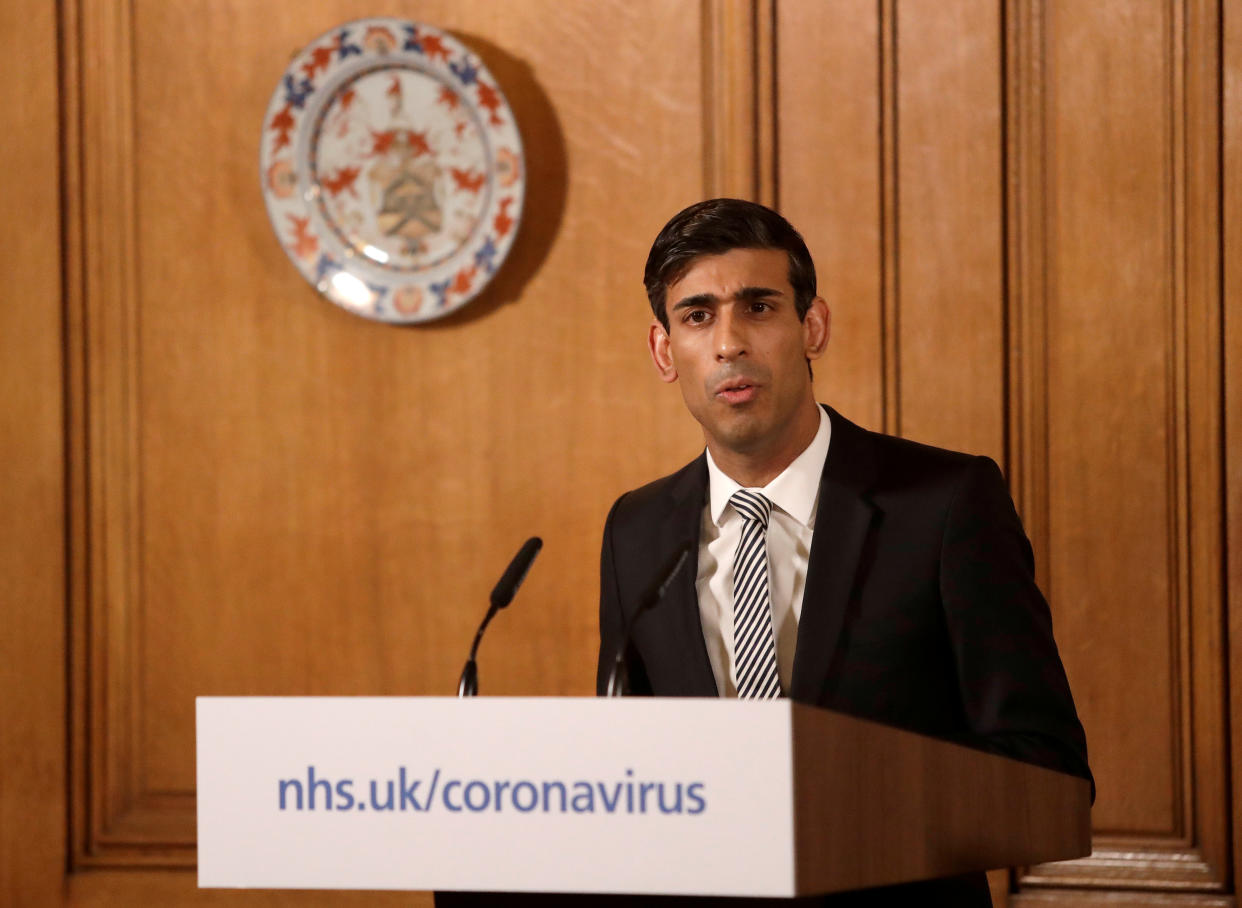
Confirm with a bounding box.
[715,380,759,405]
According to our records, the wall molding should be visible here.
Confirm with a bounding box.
[1003,0,1050,566]
[1013,891,1232,907]
[701,0,776,204]
[1006,0,1228,895]
[66,0,196,868]
[1022,842,1222,892]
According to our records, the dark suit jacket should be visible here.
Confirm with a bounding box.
[594,405,1092,906]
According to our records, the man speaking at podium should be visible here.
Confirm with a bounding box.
[596,199,1092,906]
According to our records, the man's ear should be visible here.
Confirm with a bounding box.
[803,296,831,360]
[648,321,678,383]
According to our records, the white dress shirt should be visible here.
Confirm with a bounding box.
[696,406,832,696]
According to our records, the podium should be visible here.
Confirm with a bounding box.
[197,697,1090,898]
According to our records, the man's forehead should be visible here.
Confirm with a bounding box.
[666,247,792,301]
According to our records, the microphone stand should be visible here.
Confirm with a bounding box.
[605,545,691,697]
[458,536,542,697]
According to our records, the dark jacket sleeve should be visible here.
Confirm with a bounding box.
[940,456,1094,800]
[596,493,652,696]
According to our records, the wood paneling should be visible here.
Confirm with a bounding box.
[1004,0,1052,592]
[0,0,67,903]
[1227,0,1242,894]
[2,0,1238,904]
[895,0,1005,462]
[776,0,885,431]
[778,0,1231,902]
[65,0,720,874]
[1014,893,1233,908]
[1043,0,1180,834]
[1182,0,1229,891]
[703,0,776,204]
[1006,0,1229,897]
[776,0,1006,461]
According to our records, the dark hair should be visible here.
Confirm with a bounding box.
[644,198,818,331]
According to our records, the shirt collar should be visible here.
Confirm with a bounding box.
[706,406,832,529]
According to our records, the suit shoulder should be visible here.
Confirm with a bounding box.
[827,405,985,481]
[867,429,982,474]
[606,456,705,533]
[846,420,1000,500]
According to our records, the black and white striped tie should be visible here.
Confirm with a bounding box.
[730,489,782,699]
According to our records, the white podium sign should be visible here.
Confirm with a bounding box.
[196,697,797,896]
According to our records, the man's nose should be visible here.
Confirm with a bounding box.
[714,307,747,361]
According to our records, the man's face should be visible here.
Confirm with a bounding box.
[648,247,829,461]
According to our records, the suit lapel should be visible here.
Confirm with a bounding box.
[648,454,718,696]
[790,406,879,703]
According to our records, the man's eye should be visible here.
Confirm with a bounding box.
[750,301,771,313]
[685,310,710,324]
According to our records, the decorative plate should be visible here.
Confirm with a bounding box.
[260,19,525,323]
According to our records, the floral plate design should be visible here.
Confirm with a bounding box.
[260,19,525,323]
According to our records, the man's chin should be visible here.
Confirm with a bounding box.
[703,416,771,456]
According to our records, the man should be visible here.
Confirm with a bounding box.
[596,199,1092,906]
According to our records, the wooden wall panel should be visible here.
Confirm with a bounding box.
[895,0,1005,462]
[778,0,1231,902]
[1044,0,1180,837]
[68,0,709,871]
[776,0,885,432]
[0,0,1231,904]
[704,0,775,203]
[1227,0,1242,893]
[1181,0,1229,891]
[1010,0,1229,899]
[778,0,1006,459]
[0,0,67,903]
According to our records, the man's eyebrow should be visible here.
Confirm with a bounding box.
[736,285,784,302]
[670,286,785,311]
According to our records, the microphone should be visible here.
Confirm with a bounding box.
[605,543,693,697]
[458,536,543,697]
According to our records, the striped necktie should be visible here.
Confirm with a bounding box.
[730,489,782,699]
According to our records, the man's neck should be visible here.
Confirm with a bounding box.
[707,402,822,488]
